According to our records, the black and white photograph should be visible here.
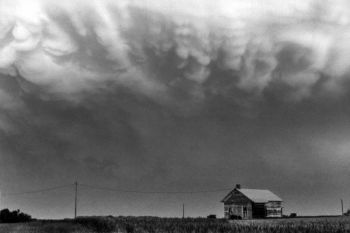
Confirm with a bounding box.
[0,0,350,232]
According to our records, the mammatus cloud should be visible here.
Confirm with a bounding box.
[1,0,350,105]
[2,0,350,166]
[2,0,350,218]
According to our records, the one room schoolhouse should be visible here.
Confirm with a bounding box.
[221,184,283,219]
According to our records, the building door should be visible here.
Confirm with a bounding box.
[243,206,247,219]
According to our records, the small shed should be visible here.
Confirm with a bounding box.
[221,184,283,219]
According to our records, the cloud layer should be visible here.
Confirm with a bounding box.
[1,0,350,218]
[2,0,350,105]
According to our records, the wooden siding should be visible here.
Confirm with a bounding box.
[223,190,252,219]
[265,201,282,218]
[224,203,252,219]
[223,190,250,204]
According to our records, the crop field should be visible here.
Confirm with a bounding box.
[1,216,350,233]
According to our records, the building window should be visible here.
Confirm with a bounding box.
[243,206,247,218]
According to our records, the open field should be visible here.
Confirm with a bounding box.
[1,216,350,233]
[0,220,90,233]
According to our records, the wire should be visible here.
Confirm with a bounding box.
[79,183,231,194]
[2,184,73,196]
[1,183,232,197]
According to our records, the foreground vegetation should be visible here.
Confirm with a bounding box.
[0,209,32,223]
[0,216,350,233]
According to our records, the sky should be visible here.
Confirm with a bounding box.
[1,0,350,219]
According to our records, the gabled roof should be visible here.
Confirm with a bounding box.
[239,189,282,202]
[221,188,282,203]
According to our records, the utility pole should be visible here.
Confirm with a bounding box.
[182,203,185,219]
[341,199,344,215]
[74,182,78,219]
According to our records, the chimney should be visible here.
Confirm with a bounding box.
[235,184,241,189]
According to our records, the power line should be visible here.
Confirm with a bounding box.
[0,182,231,217]
[79,183,231,194]
[1,184,73,196]
[1,183,232,197]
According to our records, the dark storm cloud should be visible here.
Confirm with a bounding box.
[1,0,350,218]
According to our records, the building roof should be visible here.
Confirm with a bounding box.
[239,189,282,202]
[221,188,282,203]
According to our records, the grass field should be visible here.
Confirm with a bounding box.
[1,216,350,233]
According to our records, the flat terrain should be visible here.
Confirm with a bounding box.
[1,216,350,233]
[0,221,89,233]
